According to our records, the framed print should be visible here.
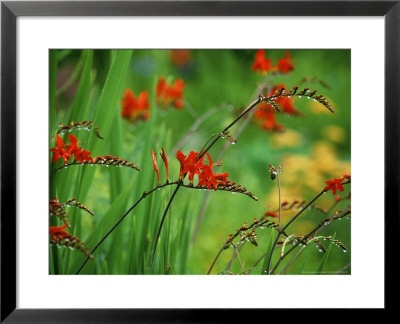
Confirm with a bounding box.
[1,0,398,321]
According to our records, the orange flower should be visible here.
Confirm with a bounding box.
[74,149,95,164]
[324,178,345,195]
[51,135,71,164]
[176,150,204,183]
[49,225,69,241]
[66,134,81,156]
[277,51,295,74]
[252,50,273,75]
[197,154,230,190]
[254,103,284,132]
[121,89,150,123]
[51,134,96,165]
[151,148,161,184]
[156,77,185,109]
[170,50,192,66]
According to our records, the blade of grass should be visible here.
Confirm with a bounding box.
[67,50,94,124]
[261,229,276,274]
[127,76,158,273]
[68,177,135,274]
[316,232,336,274]
[299,246,312,274]
[64,50,133,273]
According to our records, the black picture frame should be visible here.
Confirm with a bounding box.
[1,0,398,321]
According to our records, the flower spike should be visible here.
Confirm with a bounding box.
[49,226,93,259]
[57,120,104,139]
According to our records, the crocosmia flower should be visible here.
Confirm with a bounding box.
[156,77,185,109]
[50,134,96,165]
[49,225,69,241]
[277,51,295,74]
[74,149,95,164]
[51,135,71,164]
[324,178,345,195]
[254,103,284,132]
[252,50,273,75]
[176,150,204,183]
[121,89,150,123]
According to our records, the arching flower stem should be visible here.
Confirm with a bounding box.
[265,181,350,275]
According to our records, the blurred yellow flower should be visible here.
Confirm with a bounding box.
[269,129,303,148]
[323,125,345,143]
[264,141,350,208]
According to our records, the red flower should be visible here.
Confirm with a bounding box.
[176,150,204,183]
[254,103,284,132]
[66,134,81,156]
[335,195,341,202]
[74,149,95,164]
[176,150,232,189]
[51,134,96,165]
[51,135,71,164]
[121,89,150,123]
[252,50,273,75]
[151,148,161,184]
[156,77,185,109]
[277,51,295,74]
[49,225,69,241]
[160,148,169,181]
[264,211,279,218]
[198,164,230,190]
[324,178,345,195]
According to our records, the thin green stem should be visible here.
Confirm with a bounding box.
[277,171,282,231]
[75,181,176,274]
[270,206,351,274]
[207,242,228,275]
[197,97,262,160]
[149,183,181,269]
[265,189,326,274]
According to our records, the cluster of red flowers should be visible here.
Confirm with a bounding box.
[324,174,351,195]
[49,225,69,241]
[254,84,300,132]
[121,76,185,123]
[150,148,230,190]
[49,224,93,259]
[51,134,94,165]
[156,77,185,109]
[120,89,150,123]
[252,50,295,75]
[176,150,229,190]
